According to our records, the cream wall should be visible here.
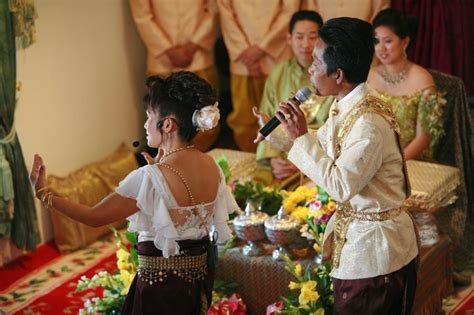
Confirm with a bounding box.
[14,1,146,246]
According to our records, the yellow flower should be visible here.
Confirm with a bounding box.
[282,185,319,218]
[327,201,336,212]
[313,242,321,253]
[116,248,129,264]
[263,186,274,193]
[288,281,301,290]
[120,269,134,295]
[299,281,319,305]
[291,206,311,222]
[212,291,222,304]
[310,309,325,315]
[312,209,323,219]
[295,264,303,276]
[301,280,317,292]
[283,199,296,213]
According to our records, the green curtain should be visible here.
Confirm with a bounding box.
[0,0,39,250]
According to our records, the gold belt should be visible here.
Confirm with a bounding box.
[137,253,207,285]
[332,203,406,269]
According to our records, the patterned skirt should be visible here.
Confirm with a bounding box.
[121,238,213,315]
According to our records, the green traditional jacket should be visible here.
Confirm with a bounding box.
[256,58,334,163]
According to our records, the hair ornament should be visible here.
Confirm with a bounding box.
[192,102,220,132]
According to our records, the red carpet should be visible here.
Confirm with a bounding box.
[12,253,117,314]
[449,290,474,315]
[0,236,117,314]
[0,241,60,291]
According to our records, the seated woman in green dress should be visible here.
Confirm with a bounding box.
[368,8,445,161]
[256,10,334,184]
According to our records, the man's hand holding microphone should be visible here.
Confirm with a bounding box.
[253,86,311,144]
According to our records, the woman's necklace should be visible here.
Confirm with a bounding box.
[379,62,412,86]
[159,145,194,163]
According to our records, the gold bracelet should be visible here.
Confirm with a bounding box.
[40,191,49,204]
[47,193,54,209]
[36,186,48,194]
[36,186,49,199]
[41,192,53,209]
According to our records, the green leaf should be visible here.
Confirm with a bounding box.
[213,279,240,296]
[125,230,139,268]
[216,155,232,184]
[11,291,26,299]
[304,265,312,281]
[219,235,236,258]
[29,278,47,285]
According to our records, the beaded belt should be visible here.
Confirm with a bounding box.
[332,203,406,268]
[137,253,207,285]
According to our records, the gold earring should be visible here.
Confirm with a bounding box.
[403,50,407,59]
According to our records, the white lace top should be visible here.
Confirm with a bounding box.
[115,163,238,258]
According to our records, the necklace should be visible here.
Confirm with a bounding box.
[159,145,194,163]
[379,63,411,86]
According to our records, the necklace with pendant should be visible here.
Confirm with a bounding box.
[379,62,411,86]
[159,145,194,163]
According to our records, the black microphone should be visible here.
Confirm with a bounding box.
[258,86,312,137]
[132,137,146,148]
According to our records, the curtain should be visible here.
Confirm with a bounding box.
[0,0,39,251]
[392,0,474,94]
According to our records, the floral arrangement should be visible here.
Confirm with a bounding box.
[231,179,287,216]
[283,185,336,254]
[216,154,286,216]
[264,187,335,314]
[76,227,137,315]
[209,292,247,315]
[208,279,246,314]
[272,255,333,315]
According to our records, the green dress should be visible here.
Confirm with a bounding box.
[379,88,446,160]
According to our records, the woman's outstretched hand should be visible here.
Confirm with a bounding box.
[29,154,47,196]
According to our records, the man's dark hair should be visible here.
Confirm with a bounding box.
[143,71,217,142]
[289,10,324,34]
[318,17,375,84]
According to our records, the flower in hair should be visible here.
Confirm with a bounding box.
[192,102,220,132]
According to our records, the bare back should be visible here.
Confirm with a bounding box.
[157,150,221,227]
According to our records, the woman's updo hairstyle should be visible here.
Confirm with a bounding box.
[143,71,217,141]
[373,8,418,45]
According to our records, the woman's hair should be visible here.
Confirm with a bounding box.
[372,8,418,42]
[289,10,324,33]
[143,71,217,141]
[319,17,375,84]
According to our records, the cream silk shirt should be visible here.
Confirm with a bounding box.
[217,0,299,76]
[302,0,390,22]
[129,0,218,74]
[288,83,418,279]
